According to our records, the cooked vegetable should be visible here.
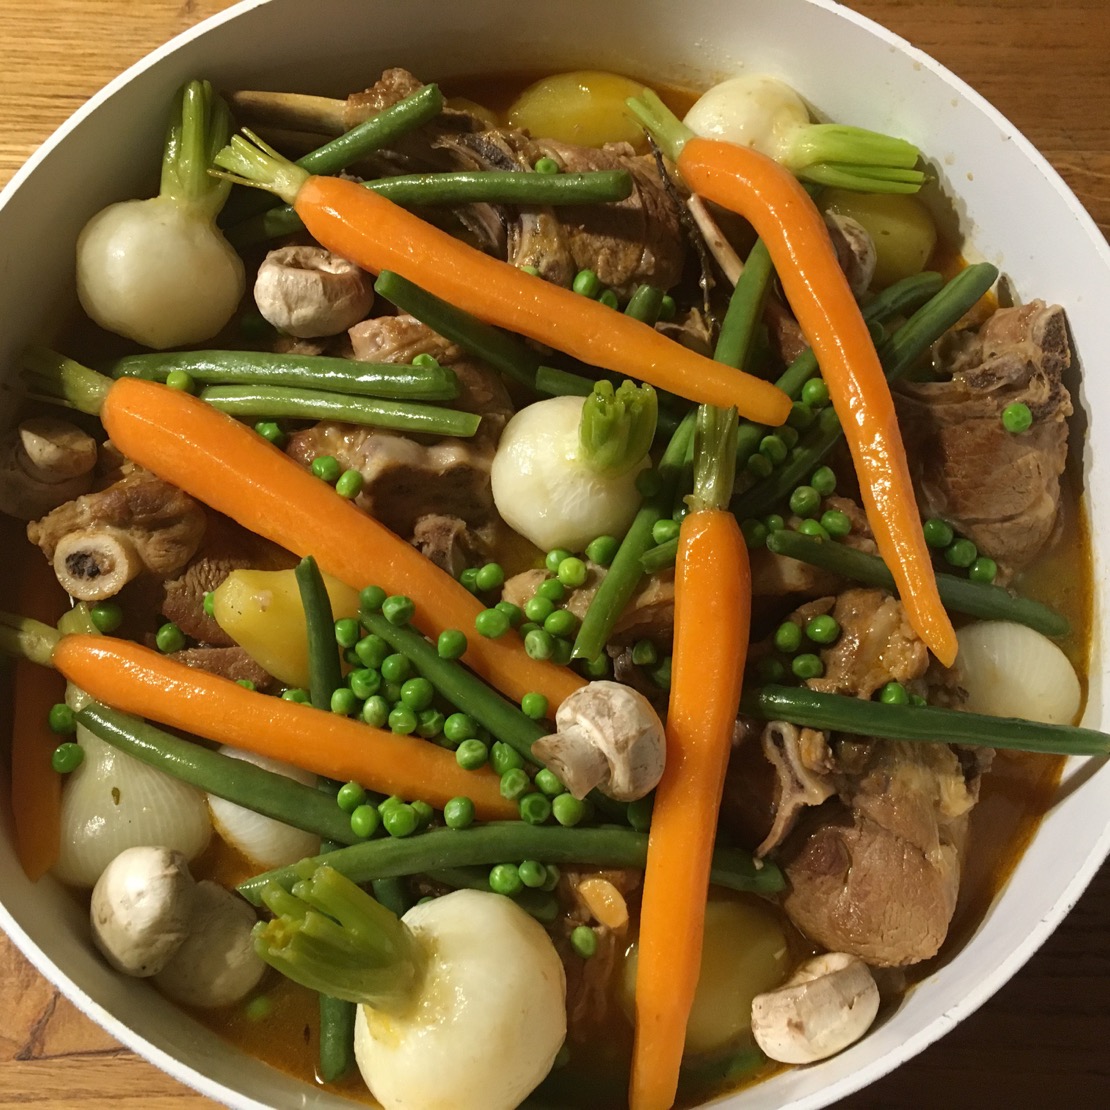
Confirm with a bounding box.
[0,416,97,520]
[955,621,1082,724]
[750,952,879,1064]
[681,74,925,193]
[508,70,651,150]
[211,132,792,423]
[631,405,752,1110]
[254,869,565,1110]
[491,382,656,551]
[107,348,460,400]
[76,80,244,349]
[763,529,1070,637]
[253,245,375,337]
[744,685,1110,755]
[237,822,782,905]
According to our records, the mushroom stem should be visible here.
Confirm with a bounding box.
[532,721,611,800]
[53,528,143,600]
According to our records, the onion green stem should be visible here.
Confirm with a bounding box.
[0,611,59,668]
[22,347,112,416]
[161,79,233,218]
[578,380,658,478]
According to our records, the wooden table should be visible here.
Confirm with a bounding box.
[1,1,1107,1106]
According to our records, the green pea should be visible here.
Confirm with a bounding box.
[525,628,556,660]
[740,518,768,549]
[551,638,574,666]
[651,519,681,545]
[545,548,573,574]
[627,794,653,833]
[649,655,671,690]
[557,557,588,587]
[51,742,84,774]
[570,924,598,959]
[202,591,216,618]
[236,679,256,691]
[336,781,366,813]
[388,705,418,734]
[777,425,800,450]
[459,567,480,593]
[552,792,587,827]
[437,628,468,659]
[491,741,525,776]
[879,681,910,705]
[969,556,998,584]
[945,538,978,568]
[543,608,578,638]
[519,264,540,277]
[495,601,524,628]
[789,485,821,518]
[910,693,929,707]
[810,466,837,496]
[745,451,773,479]
[165,369,195,393]
[281,688,309,703]
[455,739,489,770]
[534,156,561,175]
[382,803,418,838]
[399,677,434,712]
[474,562,505,592]
[659,293,677,321]
[411,800,434,830]
[350,803,380,839]
[764,513,786,533]
[335,468,364,499]
[378,795,404,812]
[444,712,478,743]
[500,767,531,801]
[773,621,802,654]
[416,708,445,739]
[755,656,787,684]
[518,859,549,888]
[805,614,840,644]
[597,289,619,310]
[797,519,830,541]
[361,695,390,727]
[311,455,341,483]
[155,622,185,653]
[537,577,567,604]
[923,518,954,548]
[475,607,511,638]
[333,617,360,648]
[578,653,610,679]
[381,594,415,625]
[1002,401,1033,433]
[521,692,549,720]
[791,653,825,679]
[359,585,387,612]
[585,535,619,566]
[380,653,413,684]
[254,420,284,446]
[820,509,852,538]
[572,269,602,297]
[355,633,390,669]
[331,687,359,716]
[443,796,475,830]
[759,434,788,465]
[534,768,564,797]
[244,995,273,1021]
[519,793,553,825]
[489,863,524,896]
[787,402,816,430]
[89,601,123,633]
[47,703,76,734]
[631,640,658,667]
[412,353,439,369]
[801,378,830,407]
[523,595,555,624]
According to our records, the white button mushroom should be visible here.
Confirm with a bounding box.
[530,680,666,801]
[253,245,375,337]
[90,846,197,977]
[750,951,880,1064]
[0,417,98,520]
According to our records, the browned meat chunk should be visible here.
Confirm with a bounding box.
[286,316,512,538]
[27,469,206,601]
[170,646,278,692]
[896,300,1072,570]
[410,514,493,578]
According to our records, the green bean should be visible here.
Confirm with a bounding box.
[75,703,360,844]
[199,384,481,437]
[106,351,459,401]
[534,364,594,398]
[744,684,1110,756]
[295,556,342,710]
[232,170,634,246]
[623,284,666,325]
[640,536,678,574]
[370,877,413,917]
[237,822,783,904]
[765,529,1069,637]
[318,995,356,1082]
[374,270,542,390]
[715,239,774,370]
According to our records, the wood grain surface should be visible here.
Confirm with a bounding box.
[1,1,1108,1107]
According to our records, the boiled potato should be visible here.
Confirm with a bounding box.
[822,188,938,289]
[507,70,648,151]
[621,896,790,1056]
[211,568,360,689]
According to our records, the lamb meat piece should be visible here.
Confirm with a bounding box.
[170,646,278,692]
[410,513,493,577]
[780,739,976,967]
[755,721,837,857]
[896,300,1072,570]
[161,515,294,646]
[287,317,513,538]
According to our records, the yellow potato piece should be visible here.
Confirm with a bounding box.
[211,568,361,690]
[507,70,649,151]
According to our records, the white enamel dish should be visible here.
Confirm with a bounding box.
[1,1,1107,1107]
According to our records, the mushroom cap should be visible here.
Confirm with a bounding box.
[254,245,375,337]
[89,846,196,977]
